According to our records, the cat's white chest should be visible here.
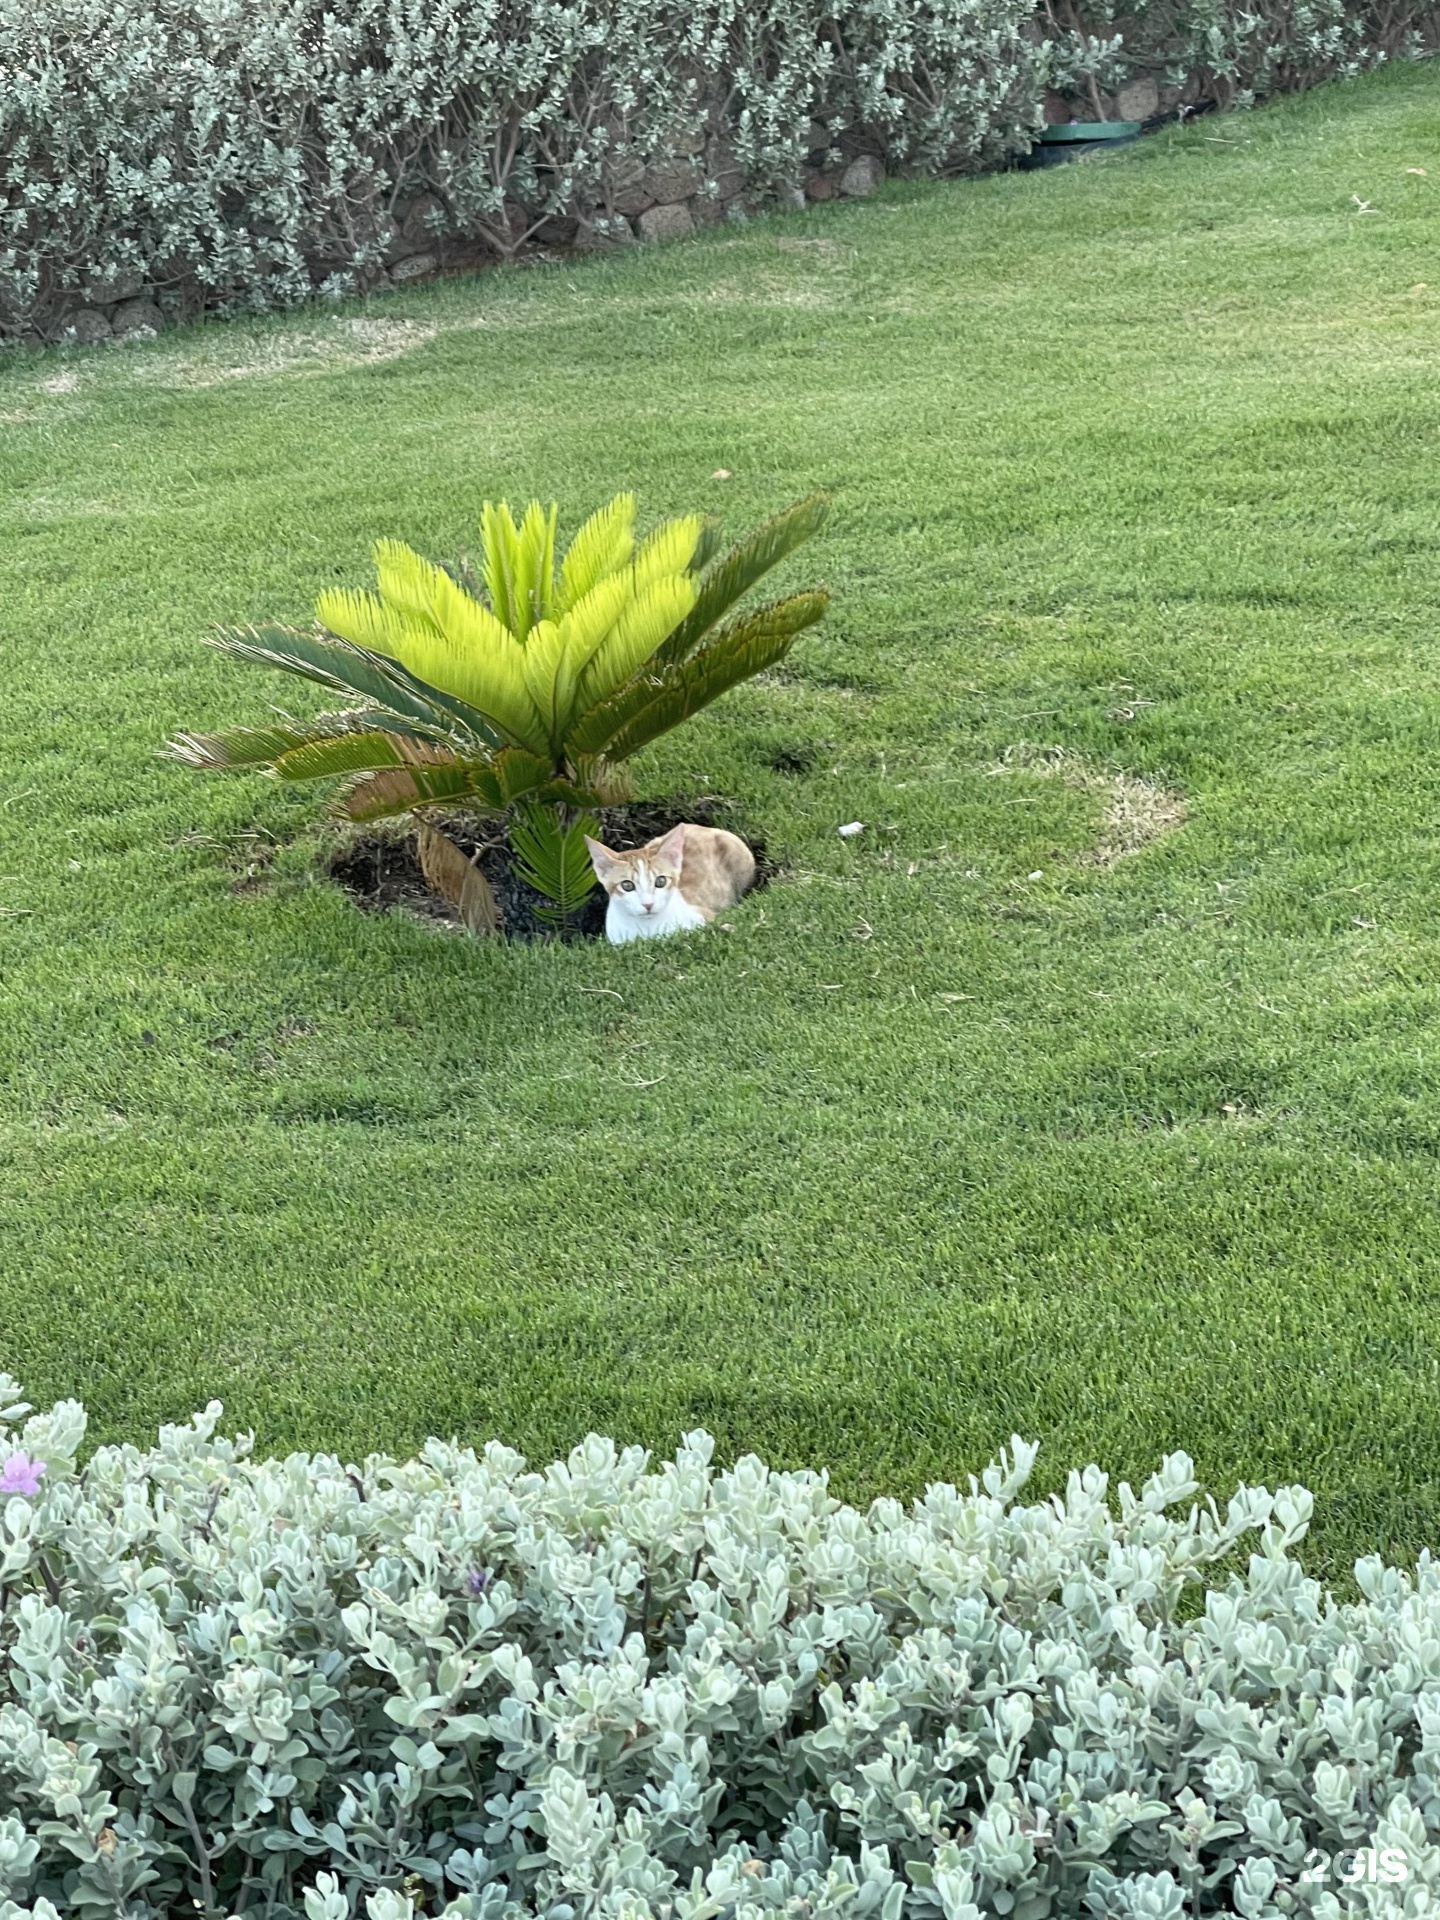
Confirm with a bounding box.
[605,892,707,944]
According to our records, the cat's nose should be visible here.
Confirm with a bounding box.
[642,901,654,912]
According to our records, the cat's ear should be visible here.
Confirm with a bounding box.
[654,823,687,866]
[585,835,619,883]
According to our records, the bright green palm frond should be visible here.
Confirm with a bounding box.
[480,500,558,639]
[521,618,571,754]
[541,571,633,741]
[558,493,636,611]
[526,500,560,630]
[653,492,831,668]
[632,514,704,591]
[312,584,421,659]
[204,625,505,750]
[480,500,521,633]
[344,542,547,754]
[427,589,549,753]
[370,539,451,637]
[571,590,828,758]
[572,570,698,716]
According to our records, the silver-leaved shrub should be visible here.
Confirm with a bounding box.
[2,0,1435,343]
[2,1379,1440,1917]
[1040,0,1437,120]
[0,0,1040,340]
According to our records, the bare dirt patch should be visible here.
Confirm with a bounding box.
[328,796,771,942]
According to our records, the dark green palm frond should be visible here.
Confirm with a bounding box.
[206,625,508,751]
[690,516,725,574]
[566,755,635,808]
[337,746,559,822]
[571,591,829,759]
[167,708,442,771]
[339,764,487,822]
[272,731,462,784]
[168,722,322,770]
[652,493,831,668]
[507,800,600,924]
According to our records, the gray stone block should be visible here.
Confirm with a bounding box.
[61,308,114,346]
[642,159,701,205]
[1116,77,1160,121]
[81,270,144,306]
[608,157,652,217]
[111,298,164,339]
[389,253,438,282]
[638,202,696,243]
[839,154,884,198]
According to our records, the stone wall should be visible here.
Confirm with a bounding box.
[43,135,889,350]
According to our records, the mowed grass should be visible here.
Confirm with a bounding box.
[4,65,1440,1579]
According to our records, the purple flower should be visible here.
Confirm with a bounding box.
[466,1565,492,1597]
[0,1452,45,1498]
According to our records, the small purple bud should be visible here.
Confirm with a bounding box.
[466,1565,492,1597]
[0,1452,46,1498]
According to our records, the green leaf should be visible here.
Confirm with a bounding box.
[481,500,558,639]
[167,709,439,771]
[571,591,828,757]
[207,625,508,751]
[652,493,830,667]
[339,764,487,822]
[337,746,556,822]
[167,722,321,770]
[559,493,636,610]
[273,731,455,783]
[507,801,600,925]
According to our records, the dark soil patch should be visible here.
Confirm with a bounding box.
[764,742,827,776]
[328,796,773,942]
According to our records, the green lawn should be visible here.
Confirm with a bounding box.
[4,64,1440,1580]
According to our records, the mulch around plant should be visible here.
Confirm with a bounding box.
[327,796,771,942]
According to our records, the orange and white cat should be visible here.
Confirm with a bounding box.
[585,823,755,944]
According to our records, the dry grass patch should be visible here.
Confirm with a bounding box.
[994,744,1187,866]
[138,315,439,388]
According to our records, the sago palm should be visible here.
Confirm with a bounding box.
[171,491,830,929]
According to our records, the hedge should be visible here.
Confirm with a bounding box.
[1,1381,1440,1915]
[0,0,1435,341]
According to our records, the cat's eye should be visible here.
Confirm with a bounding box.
[655,875,668,888]
[620,880,635,892]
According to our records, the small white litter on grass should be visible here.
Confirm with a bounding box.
[837,821,865,838]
